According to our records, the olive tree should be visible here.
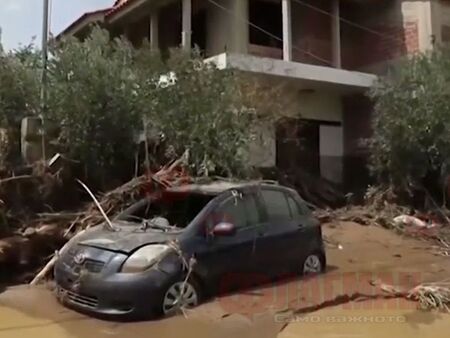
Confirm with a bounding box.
[48,28,279,183]
[369,47,450,200]
[47,30,144,184]
[0,43,40,166]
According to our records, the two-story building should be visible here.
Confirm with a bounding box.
[59,0,449,190]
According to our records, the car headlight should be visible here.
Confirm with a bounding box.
[58,229,87,257]
[121,244,172,273]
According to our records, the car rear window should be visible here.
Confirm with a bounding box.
[261,190,291,220]
[287,194,311,217]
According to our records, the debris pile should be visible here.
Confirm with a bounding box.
[0,159,192,283]
[314,185,450,259]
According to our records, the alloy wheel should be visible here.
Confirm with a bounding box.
[162,281,199,315]
[303,254,322,274]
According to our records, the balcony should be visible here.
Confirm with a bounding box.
[248,44,283,59]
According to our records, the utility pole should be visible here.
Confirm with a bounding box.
[41,0,50,161]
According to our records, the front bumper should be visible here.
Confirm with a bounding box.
[54,247,181,319]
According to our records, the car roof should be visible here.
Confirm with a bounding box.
[166,180,282,195]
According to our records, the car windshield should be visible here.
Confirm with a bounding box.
[116,191,213,229]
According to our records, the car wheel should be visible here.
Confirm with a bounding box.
[302,253,323,275]
[162,279,200,315]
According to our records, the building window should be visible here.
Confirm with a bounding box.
[249,0,282,48]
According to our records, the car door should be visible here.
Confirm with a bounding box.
[192,190,263,291]
[255,188,311,276]
[286,192,321,266]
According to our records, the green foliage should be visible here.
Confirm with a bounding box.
[0,43,40,166]
[47,30,142,181]
[369,47,450,191]
[0,27,276,182]
[48,28,270,180]
[139,49,258,176]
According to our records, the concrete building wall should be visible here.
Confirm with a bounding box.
[282,88,343,183]
[288,91,342,122]
[248,81,344,184]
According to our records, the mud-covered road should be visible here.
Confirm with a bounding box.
[1,222,449,338]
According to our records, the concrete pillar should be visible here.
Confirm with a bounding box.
[229,0,249,54]
[182,0,192,50]
[282,0,292,61]
[430,1,441,45]
[415,2,434,52]
[332,0,342,68]
[150,12,159,50]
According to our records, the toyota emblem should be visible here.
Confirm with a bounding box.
[73,252,86,265]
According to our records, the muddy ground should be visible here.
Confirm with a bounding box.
[0,222,449,338]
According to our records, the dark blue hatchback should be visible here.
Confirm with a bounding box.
[54,181,326,319]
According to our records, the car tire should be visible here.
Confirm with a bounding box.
[301,252,325,275]
[160,277,202,316]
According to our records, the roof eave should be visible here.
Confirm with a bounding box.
[56,9,108,40]
[106,0,150,23]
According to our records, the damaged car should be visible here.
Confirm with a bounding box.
[54,181,326,318]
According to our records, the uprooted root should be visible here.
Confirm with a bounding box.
[371,279,450,312]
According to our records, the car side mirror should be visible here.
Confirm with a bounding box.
[212,222,236,237]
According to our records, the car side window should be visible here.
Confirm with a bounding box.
[287,195,301,218]
[261,189,291,221]
[212,193,260,229]
[244,193,261,225]
[215,196,247,229]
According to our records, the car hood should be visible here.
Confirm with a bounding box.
[73,222,182,254]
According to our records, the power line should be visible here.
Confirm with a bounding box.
[206,0,332,66]
[291,0,404,44]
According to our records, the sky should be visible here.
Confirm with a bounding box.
[0,0,114,50]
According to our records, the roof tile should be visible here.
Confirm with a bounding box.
[108,0,135,17]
